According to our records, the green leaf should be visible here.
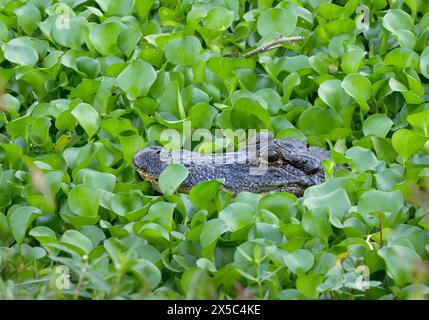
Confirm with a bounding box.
[304,188,351,225]
[341,45,366,73]
[219,203,255,232]
[68,185,101,218]
[302,208,332,242]
[341,74,372,110]
[116,60,157,99]
[158,164,189,195]
[407,109,429,133]
[14,3,41,35]
[110,192,144,217]
[88,21,126,56]
[0,213,10,239]
[319,79,351,112]
[74,169,116,192]
[146,201,176,231]
[61,230,94,255]
[200,218,228,247]
[357,190,403,218]
[3,39,39,66]
[283,249,314,275]
[0,21,8,41]
[363,114,393,138]
[258,194,295,223]
[205,7,234,31]
[119,135,145,164]
[189,103,218,129]
[296,274,322,299]
[257,8,297,37]
[131,259,162,290]
[384,48,419,69]
[165,36,202,66]
[52,16,87,49]
[298,107,342,136]
[8,206,40,244]
[383,9,414,33]
[378,245,422,287]
[29,226,58,245]
[209,57,255,82]
[345,147,378,171]
[420,46,429,79]
[392,129,427,161]
[96,0,135,16]
[189,179,225,209]
[71,103,100,138]
[231,97,271,129]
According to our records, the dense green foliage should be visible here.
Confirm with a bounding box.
[1,0,429,300]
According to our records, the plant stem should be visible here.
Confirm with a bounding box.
[242,35,305,58]
[74,272,84,300]
[74,256,89,300]
[379,218,383,248]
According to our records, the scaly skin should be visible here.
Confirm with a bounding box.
[133,136,331,196]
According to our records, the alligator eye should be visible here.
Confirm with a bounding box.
[267,149,279,162]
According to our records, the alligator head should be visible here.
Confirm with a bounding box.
[133,135,331,196]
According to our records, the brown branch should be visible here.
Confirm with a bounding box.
[242,35,304,58]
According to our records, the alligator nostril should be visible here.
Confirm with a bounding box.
[267,149,280,162]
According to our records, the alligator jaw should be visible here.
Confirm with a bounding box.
[136,168,162,193]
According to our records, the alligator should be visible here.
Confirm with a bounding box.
[133,134,331,196]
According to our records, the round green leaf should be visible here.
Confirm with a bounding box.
[318,79,351,111]
[165,36,202,66]
[110,192,144,217]
[283,249,314,274]
[378,245,422,287]
[74,169,116,192]
[302,208,332,242]
[61,230,94,255]
[52,16,86,49]
[341,74,372,109]
[304,188,351,222]
[71,103,100,138]
[88,21,126,56]
[158,164,189,195]
[116,60,157,100]
[231,97,271,129]
[14,3,41,35]
[298,107,342,135]
[200,218,228,247]
[131,259,162,290]
[8,206,40,244]
[357,190,404,217]
[383,9,414,33]
[68,185,101,218]
[420,46,429,79]
[3,40,38,66]
[392,129,427,161]
[363,114,394,138]
[205,7,234,31]
[345,146,378,172]
[189,103,218,129]
[219,203,255,232]
[407,109,429,131]
[146,201,176,231]
[189,179,225,209]
[257,8,297,37]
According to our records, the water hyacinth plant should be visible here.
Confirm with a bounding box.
[0,0,428,300]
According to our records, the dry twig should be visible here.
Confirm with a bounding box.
[242,35,304,58]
